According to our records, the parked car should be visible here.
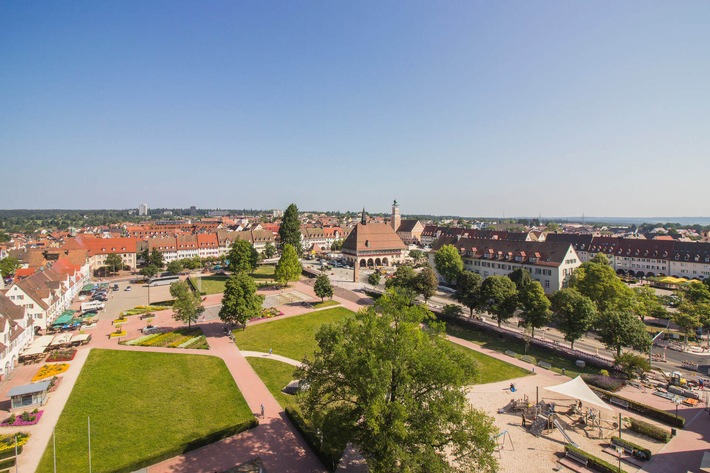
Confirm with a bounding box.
[113,284,119,291]
[125,286,132,291]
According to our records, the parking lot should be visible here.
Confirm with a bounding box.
[77,280,150,321]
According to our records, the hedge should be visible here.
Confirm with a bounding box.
[284,407,340,472]
[611,436,652,460]
[0,446,22,461]
[581,374,625,392]
[0,459,14,471]
[564,444,618,473]
[109,418,258,473]
[590,386,685,428]
[629,418,672,443]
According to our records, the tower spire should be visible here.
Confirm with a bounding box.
[361,207,367,225]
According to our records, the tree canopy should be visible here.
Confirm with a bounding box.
[228,239,259,273]
[507,268,533,291]
[104,253,124,274]
[571,258,635,313]
[479,276,518,327]
[415,266,438,302]
[279,203,302,255]
[219,272,264,328]
[596,310,651,357]
[166,260,183,275]
[169,281,205,328]
[550,288,596,349]
[275,244,302,286]
[139,264,160,279]
[517,281,551,338]
[149,249,165,268]
[0,257,19,278]
[454,271,482,317]
[297,290,498,473]
[433,244,463,285]
[314,274,333,302]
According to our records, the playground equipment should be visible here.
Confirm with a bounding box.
[522,400,580,446]
[498,394,530,414]
[491,430,514,458]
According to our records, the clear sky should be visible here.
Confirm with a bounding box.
[1,1,709,217]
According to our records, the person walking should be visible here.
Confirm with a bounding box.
[268,348,273,356]
[260,403,265,418]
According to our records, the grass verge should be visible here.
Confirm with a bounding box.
[37,350,254,473]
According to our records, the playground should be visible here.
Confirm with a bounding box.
[471,374,663,473]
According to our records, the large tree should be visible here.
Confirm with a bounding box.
[275,243,302,286]
[297,290,498,473]
[415,266,438,302]
[228,239,259,273]
[633,286,668,320]
[104,253,124,274]
[673,302,702,346]
[166,260,183,275]
[479,276,518,327]
[551,288,596,349]
[508,268,533,291]
[169,281,204,328]
[596,310,651,357]
[0,257,19,278]
[279,203,302,255]
[385,264,418,302]
[517,281,551,338]
[219,272,264,328]
[263,242,276,259]
[454,270,483,317]
[433,244,463,285]
[139,264,160,279]
[408,249,426,264]
[571,258,635,313]
[314,274,333,302]
[149,249,165,268]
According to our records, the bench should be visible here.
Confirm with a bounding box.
[538,361,552,369]
[505,350,517,357]
[611,438,633,455]
[565,449,588,466]
[609,397,630,408]
[521,355,536,364]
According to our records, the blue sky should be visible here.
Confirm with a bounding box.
[1,1,709,217]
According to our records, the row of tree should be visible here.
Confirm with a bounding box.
[434,244,662,357]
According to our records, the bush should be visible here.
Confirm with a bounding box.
[610,436,652,460]
[582,374,625,392]
[628,418,672,443]
[284,407,341,472]
[564,444,618,473]
[0,459,14,471]
[600,369,609,377]
[590,386,685,428]
[0,446,22,460]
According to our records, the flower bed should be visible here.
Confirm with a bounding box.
[0,432,29,455]
[32,363,69,381]
[48,376,62,392]
[1,410,43,427]
[582,373,625,392]
[122,328,208,349]
[46,349,77,362]
[122,305,166,317]
[109,330,126,338]
[590,386,685,428]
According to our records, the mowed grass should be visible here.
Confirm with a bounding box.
[446,322,598,378]
[312,300,340,309]
[450,343,530,384]
[233,307,355,361]
[191,276,228,295]
[37,350,254,473]
[247,357,300,410]
[252,264,276,280]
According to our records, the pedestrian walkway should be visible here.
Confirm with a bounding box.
[241,351,302,367]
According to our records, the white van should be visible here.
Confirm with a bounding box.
[81,301,105,312]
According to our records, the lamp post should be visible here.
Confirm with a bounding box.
[674,398,681,419]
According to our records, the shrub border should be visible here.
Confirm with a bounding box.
[589,386,685,428]
[564,444,618,473]
[107,418,258,473]
[628,417,672,443]
[0,446,22,461]
[610,435,652,460]
[284,407,340,472]
[0,459,14,470]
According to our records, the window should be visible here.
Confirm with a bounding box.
[544,280,550,288]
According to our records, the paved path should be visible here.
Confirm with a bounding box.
[241,351,302,367]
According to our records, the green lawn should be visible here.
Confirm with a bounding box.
[233,307,355,361]
[450,343,530,384]
[252,264,276,279]
[247,357,300,410]
[446,322,599,378]
[37,350,254,473]
[312,300,340,309]
[191,276,228,295]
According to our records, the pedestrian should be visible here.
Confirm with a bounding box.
[268,348,272,356]
[522,414,527,427]
[562,368,566,376]
[260,403,265,418]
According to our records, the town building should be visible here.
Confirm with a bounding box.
[138,203,149,216]
[430,237,581,294]
[342,210,406,282]
[0,294,32,380]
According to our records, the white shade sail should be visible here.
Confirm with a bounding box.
[544,376,614,411]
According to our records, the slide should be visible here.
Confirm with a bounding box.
[498,400,515,414]
[553,417,578,448]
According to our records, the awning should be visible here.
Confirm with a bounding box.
[19,335,55,357]
[52,314,73,326]
[50,333,72,346]
[81,284,95,292]
[544,376,614,411]
[61,310,76,317]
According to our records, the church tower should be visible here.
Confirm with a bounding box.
[392,199,401,232]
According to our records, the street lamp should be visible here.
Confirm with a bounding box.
[674,398,681,419]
